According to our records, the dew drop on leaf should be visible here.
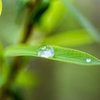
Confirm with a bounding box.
[86,58,91,63]
[38,45,54,58]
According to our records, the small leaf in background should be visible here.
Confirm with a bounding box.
[0,43,5,87]
[16,0,28,19]
[5,45,100,65]
[0,77,3,87]
[33,0,51,22]
[15,68,38,88]
[43,29,94,47]
[0,43,10,87]
[61,0,100,43]
[0,0,2,15]
[39,0,66,34]
[0,43,4,59]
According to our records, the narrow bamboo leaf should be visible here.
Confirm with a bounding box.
[0,0,2,15]
[5,45,100,65]
[61,0,100,43]
[44,30,94,46]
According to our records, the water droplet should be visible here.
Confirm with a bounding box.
[86,58,91,63]
[38,45,54,58]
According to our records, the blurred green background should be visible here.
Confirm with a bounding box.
[0,0,100,100]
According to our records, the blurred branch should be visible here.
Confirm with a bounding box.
[0,0,41,100]
[20,0,41,43]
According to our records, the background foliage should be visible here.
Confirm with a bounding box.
[0,0,100,100]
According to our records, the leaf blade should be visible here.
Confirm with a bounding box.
[5,45,100,65]
[44,30,94,46]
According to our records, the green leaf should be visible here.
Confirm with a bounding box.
[15,68,38,87]
[0,43,10,87]
[0,43,5,87]
[44,29,94,46]
[16,0,28,16]
[0,43,6,87]
[0,43,4,59]
[61,0,100,43]
[39,0,66,34]
[0,78,3,87]
[5,45,100,65]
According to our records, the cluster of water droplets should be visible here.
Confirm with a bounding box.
[38,45,55,58]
